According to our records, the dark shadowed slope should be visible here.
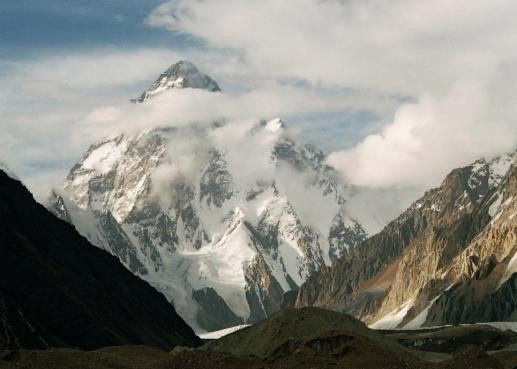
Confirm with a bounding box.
[0,170,201,350]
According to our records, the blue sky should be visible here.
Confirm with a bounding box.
[0,0,380,142]
[0,1,189,54]
[0,0,515,200]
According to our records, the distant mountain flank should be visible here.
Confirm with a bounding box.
[0,169,200,350]
[296,151,517,328]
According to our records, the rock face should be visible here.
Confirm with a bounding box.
[296,152,517,328]
[132,60,221,103]
[49,62,367,333]
[0,170,200,350]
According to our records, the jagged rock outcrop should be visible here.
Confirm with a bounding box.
[0,170,200,350]
[296,152,517,328]
[49,62,367,333]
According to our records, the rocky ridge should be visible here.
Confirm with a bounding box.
[295,151,517,328]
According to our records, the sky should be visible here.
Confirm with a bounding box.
[1,0,516,204]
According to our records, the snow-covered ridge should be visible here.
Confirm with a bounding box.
[369,300,414,330]
[407,150,516,218]
[51,116,367,333]
[466,152,514,193]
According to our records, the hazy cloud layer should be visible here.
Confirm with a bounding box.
[148,0,517,94]
[0,47,389,200]
[149,0,517,187]
[328,78,517,187]
[2,0,517,203]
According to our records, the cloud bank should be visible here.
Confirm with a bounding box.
[328,78,517,187]
[148,0,517,95]
[0,46,382,200]
[148,0,517,188]
[2,0,517,202]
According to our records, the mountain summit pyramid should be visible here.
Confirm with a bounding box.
[0,169,200,350]
[132,60,221,103]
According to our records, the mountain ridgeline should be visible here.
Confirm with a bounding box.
[49,61,368,332]
[295,152,517,328]
[131,60,221,103]
[47,61,516,333]
[0,170,200,350]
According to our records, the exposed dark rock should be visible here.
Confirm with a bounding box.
[47,191,71,223]
[192,288,244,332]
[245,254,286,322]
[98,211,148,275]
[199,150,234,208]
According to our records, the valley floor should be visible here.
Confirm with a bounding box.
[2,308,516,369]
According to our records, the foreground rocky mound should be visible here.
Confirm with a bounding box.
[2,308,516,369]
[296,152,517,328]
[206,307,425,368]
[0,170,200,350]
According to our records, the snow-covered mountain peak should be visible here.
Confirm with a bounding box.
[460,150,516,205]
[403,151,516,221]
[51,119,368,331]
[51,115,367,332]
[132,60,221,103]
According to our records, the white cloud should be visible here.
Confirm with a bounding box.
[148,0,517,188]
[148,0,517,96]
[9,48,185,90]
[328,78,517,187]
[78,84,383,138]
[3,0,517,203]
[0,48,185,200]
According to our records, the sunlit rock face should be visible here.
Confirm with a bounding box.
[296,151,517,329]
